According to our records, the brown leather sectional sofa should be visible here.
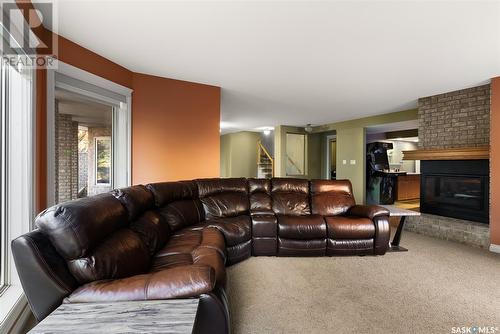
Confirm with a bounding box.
[12,178,390,334]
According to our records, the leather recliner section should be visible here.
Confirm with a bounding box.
[196,178,252,264]
[249,178,277,255]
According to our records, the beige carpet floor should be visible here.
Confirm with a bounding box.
[226,232,500,334]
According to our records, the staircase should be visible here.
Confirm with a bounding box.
[257,141,274,178]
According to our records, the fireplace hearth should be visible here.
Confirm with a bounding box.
[420,160,489,223]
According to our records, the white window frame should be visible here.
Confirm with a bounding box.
[0,51,36,333]
[46,60,132,206]
[94,136,112,186]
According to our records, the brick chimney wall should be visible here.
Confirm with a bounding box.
[418,84,490,149]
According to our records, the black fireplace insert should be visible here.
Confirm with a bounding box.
[420,160,489,223]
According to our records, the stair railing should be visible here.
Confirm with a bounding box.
[257,140,274,177]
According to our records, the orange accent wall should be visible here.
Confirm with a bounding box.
[131,73,220,184]
[490,76,500,246]
[32,28,220,212]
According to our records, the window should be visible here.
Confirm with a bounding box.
[1,55,34,290]
[0,22,35,329]
[95,136,111,185]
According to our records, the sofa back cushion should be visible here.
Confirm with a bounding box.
[196,178,249,219]
[130,211,170,255]
[36,194,128,260]
[248,178,272,215]
[271,178,310,216]
[310,179,356,216]
[147,181,205,231]
[36,193,152,284]
[112,185,155,221]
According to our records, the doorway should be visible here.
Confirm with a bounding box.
[329,139,337,180]
[46,61,132,206]
[325,134,337,180]
[53,89,113,203]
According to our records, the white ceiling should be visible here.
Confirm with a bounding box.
[44,1,500,134]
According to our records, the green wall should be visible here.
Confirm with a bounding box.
[220,131,261,178]
[274,109,418,203]
[336,127,366,204]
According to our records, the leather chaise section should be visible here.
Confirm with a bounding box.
[65,265,216,303]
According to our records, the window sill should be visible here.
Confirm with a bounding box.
[0,285,29,333]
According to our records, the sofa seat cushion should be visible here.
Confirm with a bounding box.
[152,228,226,284]
[325,216,375,239]
[278,215,326,239]
[203,216,251,247]
[64,264,216,303]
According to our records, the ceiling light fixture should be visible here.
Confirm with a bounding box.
[263,129,271,136]
[304,124,313,133]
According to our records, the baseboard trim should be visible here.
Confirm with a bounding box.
[489,243,500,253]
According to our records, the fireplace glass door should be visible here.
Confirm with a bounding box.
[424,175,483,210]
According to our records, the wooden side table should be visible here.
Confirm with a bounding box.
[380,205,420,252]
[29,299,199,334]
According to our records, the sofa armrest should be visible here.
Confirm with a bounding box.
[65,264,216,303]
[373,216,390,255]
[348,205,390,219]
[348,205,390,255]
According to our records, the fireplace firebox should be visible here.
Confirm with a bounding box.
[420,160,489,223]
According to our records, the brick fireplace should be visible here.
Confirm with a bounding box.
[403,84,491,248]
